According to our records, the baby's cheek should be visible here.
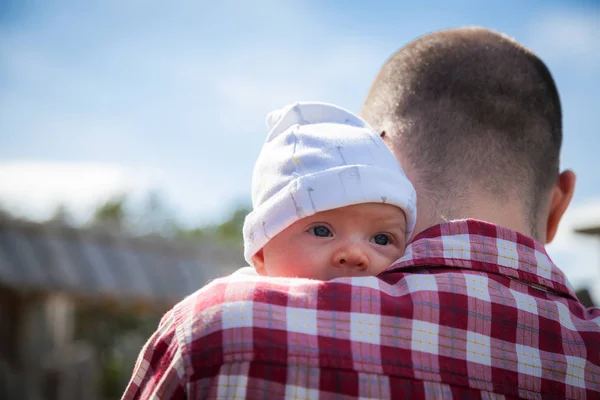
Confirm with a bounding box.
[285,253,329,279]
[375,246,405,272]
[395,244,406,258]
[265,248,312,278]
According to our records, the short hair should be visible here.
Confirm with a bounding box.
[361,27,562,232]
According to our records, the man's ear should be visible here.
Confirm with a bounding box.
[251,249,267,276]
[546,170,576,244]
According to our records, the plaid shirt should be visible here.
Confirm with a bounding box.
[122,220,600,399]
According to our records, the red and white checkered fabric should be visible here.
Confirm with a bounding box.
[122,220,600,399]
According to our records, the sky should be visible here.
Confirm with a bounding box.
[1,0,599,297]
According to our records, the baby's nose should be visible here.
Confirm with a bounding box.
[332,246,369,271]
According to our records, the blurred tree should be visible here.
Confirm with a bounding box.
[74,303,162,400]
[214,206,250,243]
[135,190,178,238]
[48,204,74,226]
[92,195,127,229]
[177,226,207,240]
[0,202,13,220]
[178,204,250,246]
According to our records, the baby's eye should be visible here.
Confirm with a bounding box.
[308,225,333,237]
[371,234,391,246]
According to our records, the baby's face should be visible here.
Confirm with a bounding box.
[252,203,407,280]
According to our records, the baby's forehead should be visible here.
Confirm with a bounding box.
[304,203,407,223]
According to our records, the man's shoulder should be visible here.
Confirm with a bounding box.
[165,272,427,372]
[168,273,412,339]
[171,273,322,330]
[150,267,600,398]
[172,273,378,319]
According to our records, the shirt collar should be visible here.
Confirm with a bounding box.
[383,219,577,300]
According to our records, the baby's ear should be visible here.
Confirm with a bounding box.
[251,249,267,276]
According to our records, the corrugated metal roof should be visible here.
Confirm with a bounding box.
[0,216,242,304]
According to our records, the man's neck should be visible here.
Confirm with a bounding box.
[415,196,541,242]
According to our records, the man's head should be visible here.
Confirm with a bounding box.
[361,27,575,243]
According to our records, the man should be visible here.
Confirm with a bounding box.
[122,27,600,399]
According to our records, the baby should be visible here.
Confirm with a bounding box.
[240,102,416,280]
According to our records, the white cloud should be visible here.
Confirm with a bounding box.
[0,162,165,222]
[0,1,387,228]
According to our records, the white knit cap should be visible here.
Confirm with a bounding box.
[242,102,416,265]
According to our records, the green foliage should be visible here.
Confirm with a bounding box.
[177,226,207,240]
[92,194,127,228]
[214,207,250,242]
[177,205,250,246]
[135,190,179,238]
[49,204,74,225]
[101,355,128,400]
[74,303,163,399]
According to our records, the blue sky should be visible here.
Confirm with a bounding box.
[1,1,599,294]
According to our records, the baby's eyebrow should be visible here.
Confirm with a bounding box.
[374,220,406,233]
[372,214,406,224]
